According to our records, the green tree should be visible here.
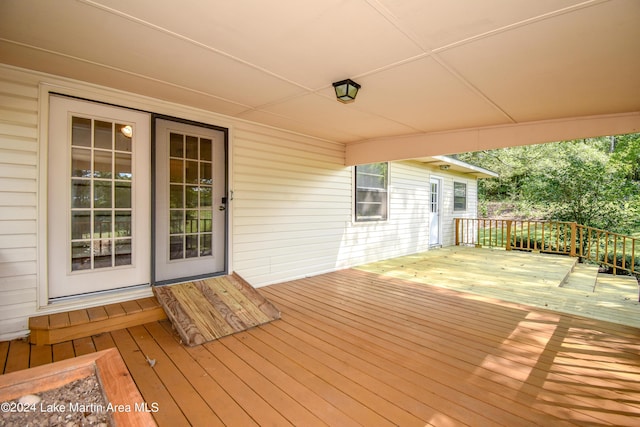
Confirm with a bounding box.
[456,134,640,234]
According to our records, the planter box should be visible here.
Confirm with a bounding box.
[0,348,156,426]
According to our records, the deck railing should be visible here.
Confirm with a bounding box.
[455,218,638,276]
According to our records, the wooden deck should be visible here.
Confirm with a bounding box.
[2,264,640,426]
[358,247,640,328]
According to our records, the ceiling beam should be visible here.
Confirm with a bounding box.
[345,112,640,166]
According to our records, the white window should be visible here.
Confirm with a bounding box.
[355,162,388,221]
[454,182,467,211]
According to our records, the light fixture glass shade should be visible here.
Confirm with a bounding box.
[332,79,361,103]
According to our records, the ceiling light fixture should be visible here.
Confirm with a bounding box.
[332,79,361,103]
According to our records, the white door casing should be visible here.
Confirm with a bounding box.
[48,96,151,299]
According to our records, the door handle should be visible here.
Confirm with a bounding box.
[218,205,226,211]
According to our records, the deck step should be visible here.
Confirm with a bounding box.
[560,263,598,292]
[29,297,167,345]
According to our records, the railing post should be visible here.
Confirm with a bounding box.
[455,218,460,246]
[570,222,577,257]
[505,220,512,251]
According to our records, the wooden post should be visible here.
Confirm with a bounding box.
[505,220,512,251]
[455,218,460,246]
[570,222,577,257]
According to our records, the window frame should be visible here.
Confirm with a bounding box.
[453,181,467,211]
[354,162,389,222]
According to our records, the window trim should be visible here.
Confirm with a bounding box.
[354,162,389,222]
[453,181,467,211]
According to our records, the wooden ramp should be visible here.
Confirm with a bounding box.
[153,273,280,346]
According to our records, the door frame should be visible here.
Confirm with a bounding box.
[37,81,233,310]
[151,114,230,286]
[429,176,442,247]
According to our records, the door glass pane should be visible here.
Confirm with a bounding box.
[94,121,112,150]
[200,163,212,185]
[71,241,91,271]
[185,235,198,258]
[114,239,132,266]
[115,182,131,209]
[115,211,132,237]
[115,153,132,180]
[185,210,198,233]
[166,131,216,262]
[170,210,184,234]
[186,136,198,159]
[71,211,91,240]
[94,181,112,208]
[115,124,132,152]
[94,240,113,268]
[185,186,198,208]
[200,234,212,256]
[71,180,90,209]
[200,210,212,232]
[94,211,112,239]
[170,159,183,183]
[71,148,91,177]
[170,236,183,260]
[170,185,183,208]
[93,150,112,178]
[72,117,91,147]
[200,139,212,161]
[170,133,183,157]
[69,116,134,273]
[185,161,198,184]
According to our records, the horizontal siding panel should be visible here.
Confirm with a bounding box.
[0,288,37,306]
[0,121,37,139]
[0,275,37,292]
[234,220,348,235]
[0,220,36,235]
[234,146,343,171]
[0,177,37,192]
[0,192,37,206]
[0,163,37,179]
[0,260,37,278]
[233,215,347,227]
[0,247,37,263]
[0,149,38,166]
[0,134,38,152]
[0,78,39,98]
[0,94,38,111]
[0,301,37,323]
[0,234,37,249]
[0,206,37,221]
[0,107,38,125]
[234,126,344,158]
[234,208,350,220]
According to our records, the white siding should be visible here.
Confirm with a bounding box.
[437,173,478,246]
[231,123,350,285]
[0,71,39,338]
[0,64,480,338]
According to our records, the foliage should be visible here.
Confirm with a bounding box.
[456,134,640,234]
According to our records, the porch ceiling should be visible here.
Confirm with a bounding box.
[1,0,639,163]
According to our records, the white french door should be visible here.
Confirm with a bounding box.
[154,119,227,284]
[48,96,151,299]
[429,177,441,246]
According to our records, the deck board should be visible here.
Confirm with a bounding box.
[2,263,639,426]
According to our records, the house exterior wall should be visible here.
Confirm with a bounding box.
[0,64,479,339]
